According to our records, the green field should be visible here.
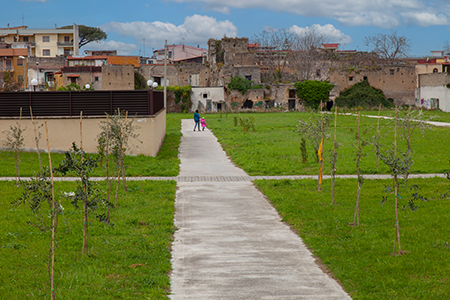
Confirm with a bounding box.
[255,177,450,299]
[0,180,176,299]
[202,111,450,176]
[1,110,450,299]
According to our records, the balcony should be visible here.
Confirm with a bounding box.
[11,42,29,49]
[58,41,74,47]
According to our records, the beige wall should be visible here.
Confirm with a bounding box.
[0,109,166,157]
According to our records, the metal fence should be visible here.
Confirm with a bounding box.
[0,90,164,117]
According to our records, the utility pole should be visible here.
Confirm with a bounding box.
[164,39,167,109]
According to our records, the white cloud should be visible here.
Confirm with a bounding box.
[400,11,449,27]
[289,24,353,45]
[81,40,140,55]
[102,15,238,49]
[165,0,450,28]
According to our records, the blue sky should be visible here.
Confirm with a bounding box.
[4,0,450,57]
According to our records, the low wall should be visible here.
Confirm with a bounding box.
[0,109,166,157]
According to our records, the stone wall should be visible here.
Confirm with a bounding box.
[102,65,134,90]
[329,65,416,105]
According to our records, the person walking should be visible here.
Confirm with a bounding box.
[200,117,207,131]
[193,109,201,131]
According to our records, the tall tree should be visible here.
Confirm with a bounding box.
[289,27,332,82]
[251,28,296,83]
[364,31,411,61]
[60,25,107,48]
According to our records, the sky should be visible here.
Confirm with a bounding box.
[3,0,450,57]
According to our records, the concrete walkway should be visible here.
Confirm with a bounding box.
[169,120,352,299]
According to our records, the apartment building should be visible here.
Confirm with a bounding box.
[0,24,79,57]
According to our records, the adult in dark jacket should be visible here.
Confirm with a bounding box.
[193,109,201,131]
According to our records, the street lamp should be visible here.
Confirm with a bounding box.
[31,78,38,91]
[19,55,26,91]
[85,83,91,90]
[147,79,158,89]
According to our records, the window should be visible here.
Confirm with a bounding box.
[43,49,50,56]
[246,75,252,81]
[17,58,23,66]
[289,89,296,98]
[316,69,321,77]
[95,77,99,82]
[203,93,208,98]
[0,37,5,42]
[70,77,77,84]
[389,69,394,75]
[349,76,353,81]
[42,36,50,42]
[64,49,71,56]
[5,59,12,70]
[363,76,368,81]
[22,36,29,42]
[433,68,438,73]
[64,36,70,42]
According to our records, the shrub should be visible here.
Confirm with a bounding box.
[335,80,393,109]
[294,80,334,109]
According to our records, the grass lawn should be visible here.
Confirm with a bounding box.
[0,180,176,299]
[202,111,450,176]
[255,177,450,299]
[0,113,188,177]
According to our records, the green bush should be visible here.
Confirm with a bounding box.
[228,76,262,95]
[294,80,334,109]
[335,80,393,109]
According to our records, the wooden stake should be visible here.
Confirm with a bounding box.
[354,111,361,226]
[106,115,110,222]
[16,107,23,183]
[80,111,88,255]
[45,121,57,300]
[394,106,402,254]
[115,109,121,207]
[121,111,128,192]
[318,101,323,191]
[376,103,381,170]
[30,107,42,171]
[331,104,337,204]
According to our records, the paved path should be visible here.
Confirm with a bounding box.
[169,119,353,299]
[2,173,444,183]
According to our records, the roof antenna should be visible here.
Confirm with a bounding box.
[22,13,24,26]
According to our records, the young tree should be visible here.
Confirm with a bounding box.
[56,143,109,255]
[397,106,432,179]
[13,122,61,300]
[2,108,25,183]
[364,31,411,61]
[330,105,339,204]
[97,110,140,205]
[379,107,412,255]
[350,111,369,226]
[297,114,331,163]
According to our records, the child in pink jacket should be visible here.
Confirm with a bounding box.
[200,117,207,131]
